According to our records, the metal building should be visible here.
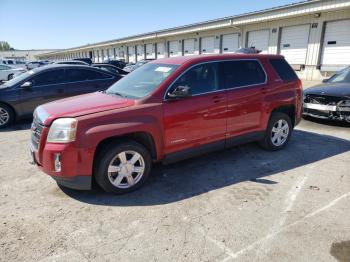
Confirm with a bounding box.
[36,0,350,80]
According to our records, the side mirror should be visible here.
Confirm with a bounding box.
[167,86,192,99]
[322,78,329,83]
[21,81,33,89]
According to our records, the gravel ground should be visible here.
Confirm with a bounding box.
[0,115,349,262]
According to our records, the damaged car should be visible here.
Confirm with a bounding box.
[303,67,350,123]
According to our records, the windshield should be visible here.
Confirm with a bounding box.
[328,67,350,83]
[1,69,36,87]
[106,63,178,99]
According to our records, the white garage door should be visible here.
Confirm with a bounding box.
[222,33,240,53]
[137,45,144,61]
[321,19,350,71]
[109,48,114,59]
[157,42,165,59]
[201,36,215,54]
[146,44,155,59]
[128,46,136,63]
[169,41,179,57]
[247,30,269,54]
[184,39,196,56]
[280,24,310,65]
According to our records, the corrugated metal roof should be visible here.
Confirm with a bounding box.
[39,0,350,56]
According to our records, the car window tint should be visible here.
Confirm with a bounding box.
[172,63,218,95]
[32,69,65,86]
[7,61,14,64]
[85,69,111,80]
[221,60,266,89]
[65,69,90,82]
[269,59,298,81]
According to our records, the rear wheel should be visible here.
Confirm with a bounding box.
[94,140,151,194]
[259,112,292,151]
[0,104,15,128]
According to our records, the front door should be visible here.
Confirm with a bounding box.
[163,62,227,155]
[20,69,66,116]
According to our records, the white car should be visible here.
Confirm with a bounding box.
[0,59,26,69]
[0,64,26,81]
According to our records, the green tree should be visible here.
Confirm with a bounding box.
[0,41,14,51]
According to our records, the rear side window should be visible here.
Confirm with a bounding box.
[220,60,266,89]
[85,69,111,80]
[65,69,110,82]
[270,59,298,81]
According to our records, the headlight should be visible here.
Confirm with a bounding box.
[47,118,77,143]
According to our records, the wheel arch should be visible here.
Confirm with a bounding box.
[270,104,296,127]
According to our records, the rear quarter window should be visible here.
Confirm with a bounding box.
[270,59,298,81]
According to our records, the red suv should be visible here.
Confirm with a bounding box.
[30,54,302,194]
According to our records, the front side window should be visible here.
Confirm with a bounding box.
[32,69,65,86]
[106,63,178,99]
[170,63,218,96]
[85,69,111,80]
[221,60,266,89]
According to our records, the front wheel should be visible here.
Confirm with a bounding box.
[259,112,292,151]
[8,74,14,80]
[94,140,152,194]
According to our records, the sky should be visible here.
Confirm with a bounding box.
[0,0,299,50]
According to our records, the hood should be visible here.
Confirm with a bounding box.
[304,83,350,97]
[39,91,135,125]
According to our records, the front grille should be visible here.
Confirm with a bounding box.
[304,94,343,105]
[31,120,44,151]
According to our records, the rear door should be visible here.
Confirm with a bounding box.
[223,60,267,138]
[20,69,66,115]
[163,62,227,154]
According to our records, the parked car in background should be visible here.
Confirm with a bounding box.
[123,59,154,72]
[0,64,26,81]
[55,60,89,66]
[0,65,121,127]
[73,58,93,65]
[104,59,127,69]
[30,54,302,194]
[26,61,47,70]
[235,47,262,54]
[0,59,26,69]
[92,63,129,75]
[303,66,350,123]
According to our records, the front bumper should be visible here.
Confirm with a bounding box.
[31,142,93,190]
[303,103,350,121]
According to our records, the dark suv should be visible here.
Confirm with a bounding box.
[31,54,302,194]
[0,64,121,127]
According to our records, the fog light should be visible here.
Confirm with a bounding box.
[54,153,61,172]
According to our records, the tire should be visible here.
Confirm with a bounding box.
[259,112,292,151]
[8,74,14,80]
[0,103,15,128]
[94,140,152,194]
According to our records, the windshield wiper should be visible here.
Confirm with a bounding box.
[104,90,126,98]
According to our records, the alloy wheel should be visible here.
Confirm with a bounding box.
[271,119,289,146]
[107,150,145,189]
[0,107,10,126]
